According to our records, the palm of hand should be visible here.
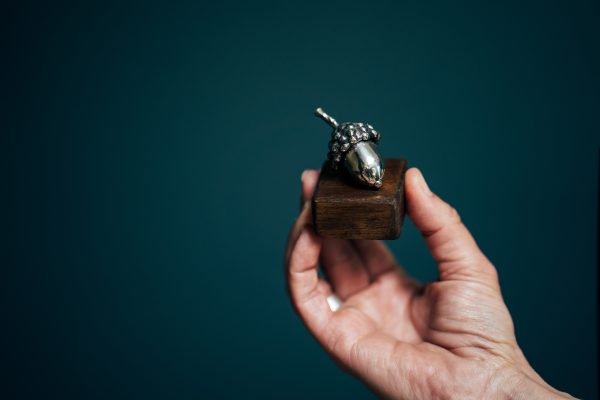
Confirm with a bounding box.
[341,265,515,351]
[326,254,517,398]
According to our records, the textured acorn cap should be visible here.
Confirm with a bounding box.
[327,122,380,168]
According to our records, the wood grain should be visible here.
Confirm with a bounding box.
[311,159,407,240]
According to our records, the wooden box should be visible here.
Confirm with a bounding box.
[311,159,407,240]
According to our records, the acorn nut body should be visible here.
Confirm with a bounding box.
[315,107,385,189]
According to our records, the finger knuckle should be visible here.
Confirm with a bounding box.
[447,204,461,224]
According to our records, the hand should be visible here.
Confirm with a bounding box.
[285,168,574,399]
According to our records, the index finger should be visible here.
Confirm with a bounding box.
[285,170,334,337]
[284,170,319,265]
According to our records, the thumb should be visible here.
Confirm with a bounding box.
[405,168,498,287]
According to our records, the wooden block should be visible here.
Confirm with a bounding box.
[312,158,407,240]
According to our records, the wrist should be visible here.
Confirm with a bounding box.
[492,365,575,400]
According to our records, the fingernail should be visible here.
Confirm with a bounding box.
[417,169,433,196]
[301,170,308,183]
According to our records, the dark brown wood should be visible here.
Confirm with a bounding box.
[312,159,407,240]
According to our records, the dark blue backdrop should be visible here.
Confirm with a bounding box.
[4,1,598,398]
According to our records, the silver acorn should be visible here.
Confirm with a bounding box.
[315,107,384,189]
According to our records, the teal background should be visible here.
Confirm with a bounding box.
[4,1,598,399]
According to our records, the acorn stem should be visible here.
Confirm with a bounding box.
[314,107,339,129]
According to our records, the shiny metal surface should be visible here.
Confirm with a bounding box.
[344,142,384,188]
[314,107,338,129]
[326,294,343,312]
[314,107,385,189]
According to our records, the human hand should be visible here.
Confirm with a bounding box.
[285,168,574,399]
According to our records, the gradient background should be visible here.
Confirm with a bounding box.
[4,1,598,398]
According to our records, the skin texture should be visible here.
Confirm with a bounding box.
[285,168,576,400]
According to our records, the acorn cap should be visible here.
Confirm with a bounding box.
[314,107,381,168]
[327,122,380,167]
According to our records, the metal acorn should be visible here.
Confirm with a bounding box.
[314,107,385,189]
